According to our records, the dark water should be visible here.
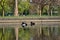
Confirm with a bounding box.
[0,27,60,40]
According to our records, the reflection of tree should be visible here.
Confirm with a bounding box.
[0,28,15,40]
